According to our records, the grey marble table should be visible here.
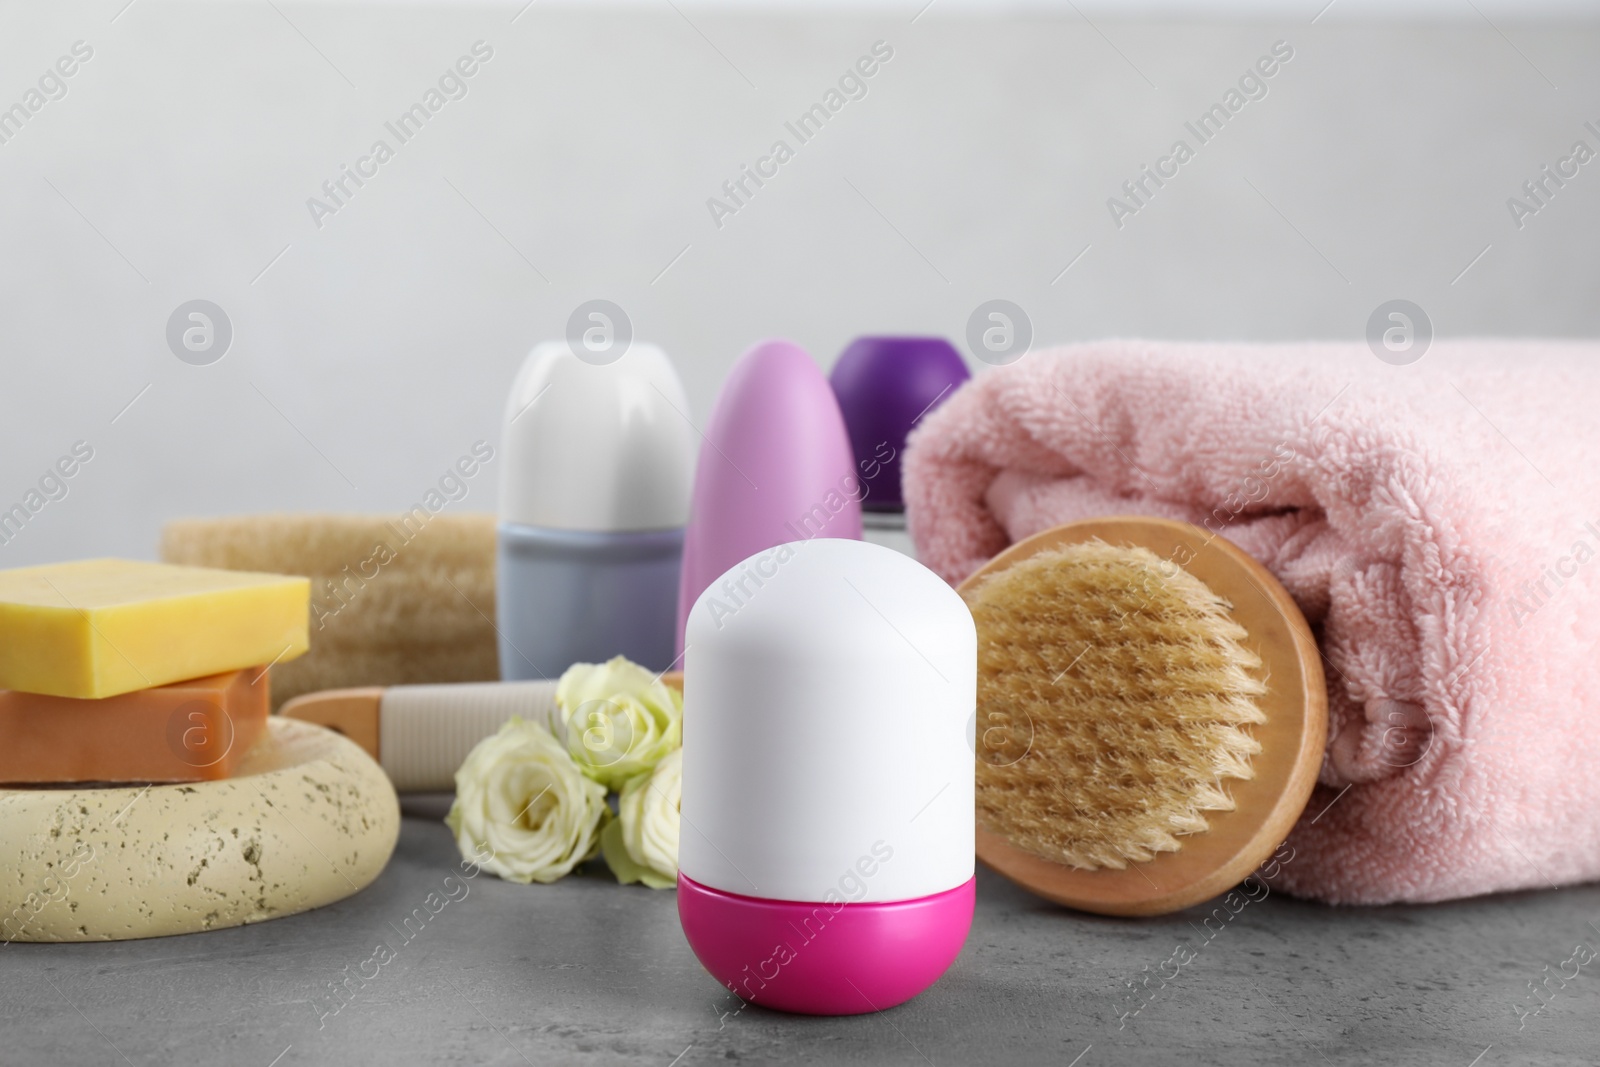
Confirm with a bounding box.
[4,798,1597,1066]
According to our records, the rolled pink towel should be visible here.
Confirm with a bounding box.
[905,339,1600,905]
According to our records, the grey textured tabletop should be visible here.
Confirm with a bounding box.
[4,798,1597,1067]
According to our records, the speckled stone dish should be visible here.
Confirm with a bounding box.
[0,717,399,941]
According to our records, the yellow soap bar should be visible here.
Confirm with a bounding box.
[0,559,309,699]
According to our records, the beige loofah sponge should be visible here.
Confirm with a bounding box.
[965,540,1268,871]
[161,514,498,710]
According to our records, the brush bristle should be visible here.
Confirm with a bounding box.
[966,540,1267,871]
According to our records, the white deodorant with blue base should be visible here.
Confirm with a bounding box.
[496,341,694,678]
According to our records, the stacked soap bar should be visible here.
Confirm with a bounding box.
[0,559,309,783]
[0,669,272,783]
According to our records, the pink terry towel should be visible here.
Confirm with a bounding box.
[904,339,1600,906]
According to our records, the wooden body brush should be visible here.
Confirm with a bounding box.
[958,517,1325,916]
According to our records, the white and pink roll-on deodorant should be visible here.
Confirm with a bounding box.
[677,537,975,1015]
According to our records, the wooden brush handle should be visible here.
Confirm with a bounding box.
[279,687,384,760]
[380,681,560,791]
[281,673,684,793]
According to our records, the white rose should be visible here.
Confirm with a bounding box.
[445,717,608,885]
[602,749,681,890]
[556,656,682,790]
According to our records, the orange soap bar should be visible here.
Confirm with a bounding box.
[0,668,270,784]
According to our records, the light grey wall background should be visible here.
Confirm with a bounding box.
[1,0,1597,566]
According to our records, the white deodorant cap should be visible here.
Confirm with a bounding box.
[498,341,695,532]
[680,537,975,904]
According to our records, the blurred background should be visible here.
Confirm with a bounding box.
[1,0,1596,566]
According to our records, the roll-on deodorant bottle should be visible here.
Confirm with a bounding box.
[677,537,976,1015]
[828,336,970,559]
[674,338,862,656]
[496,341,694,678]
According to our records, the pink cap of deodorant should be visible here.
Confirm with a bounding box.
[674,339,863,655]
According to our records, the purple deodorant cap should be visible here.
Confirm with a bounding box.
[828,337,971,513]
[675,339,863,655]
